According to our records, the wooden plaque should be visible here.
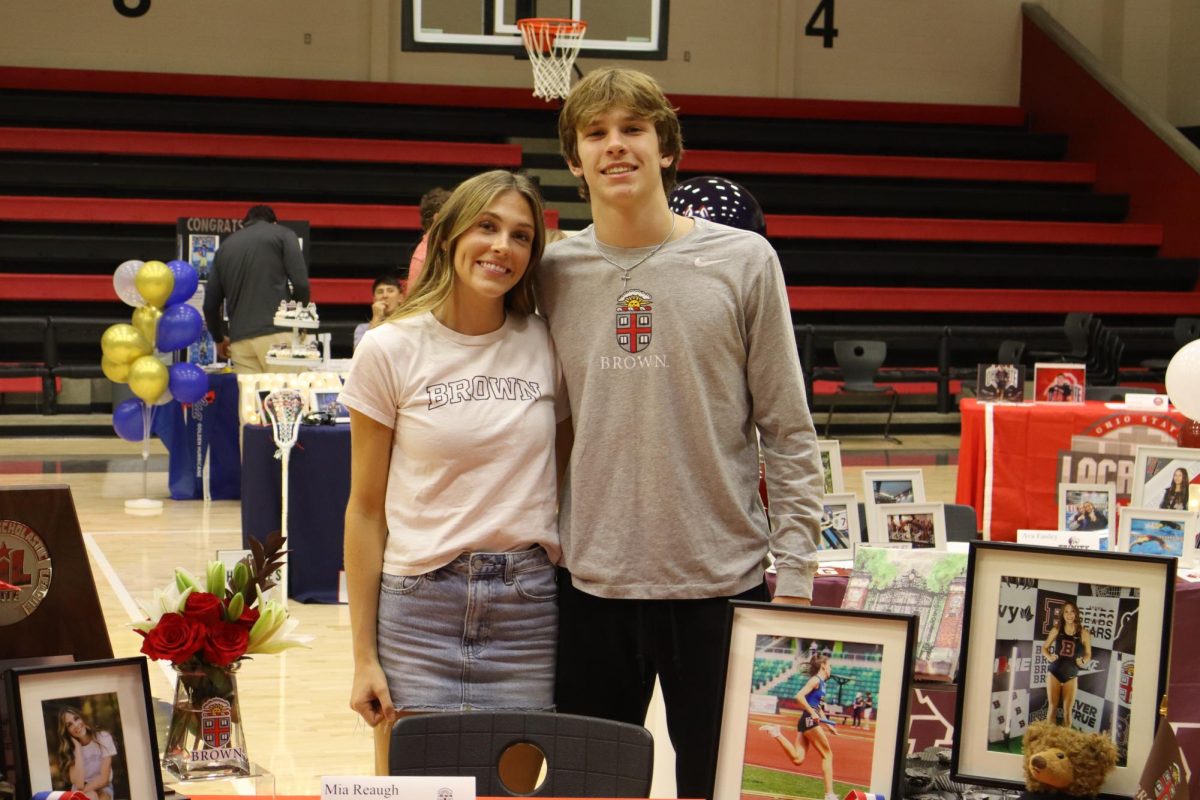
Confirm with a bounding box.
[0,485,112,661]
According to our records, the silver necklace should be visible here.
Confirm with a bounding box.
[594,213,676,289]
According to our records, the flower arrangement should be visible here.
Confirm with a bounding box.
[134,535,309,779]
[134,533,307,667]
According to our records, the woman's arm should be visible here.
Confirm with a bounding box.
[795,676,821,715]
[81,754,112,792]
[1042,626,1059,661]
[344,409,397,728]
[67,739,85,788]
[1078,626,1092,664]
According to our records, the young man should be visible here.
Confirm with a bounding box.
[353,273,403,349]
[537,67,824,798]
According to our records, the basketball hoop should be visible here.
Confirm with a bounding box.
[517,17,587,102]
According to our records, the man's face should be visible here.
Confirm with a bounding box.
[569,108,673,208]
[374,283,401,314]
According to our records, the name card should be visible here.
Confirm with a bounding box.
[322,776,475,799]
[1016,529,1106,551]
[1116,393,1170,409]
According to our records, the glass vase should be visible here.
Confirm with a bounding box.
[162,662,251,780]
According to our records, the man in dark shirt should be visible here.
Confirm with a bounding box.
[202,205,310,373]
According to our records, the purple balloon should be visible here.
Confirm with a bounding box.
[157,304,203,352]
[166,259,199,307]
[169,362,209,404]
[112,397,150,442]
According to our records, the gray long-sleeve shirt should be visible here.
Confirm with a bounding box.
[537,217,823,600]
[203,220,309,343]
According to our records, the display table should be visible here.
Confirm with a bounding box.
[154,370,241,500]
[955,398,1186,540]
[241,423,349,602]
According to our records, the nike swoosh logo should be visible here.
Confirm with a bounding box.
[694,257,727,267]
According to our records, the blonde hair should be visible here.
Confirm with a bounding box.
[558,67,683,201]
[396,171,546,320]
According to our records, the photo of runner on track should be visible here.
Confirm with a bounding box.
[739,636,882,800]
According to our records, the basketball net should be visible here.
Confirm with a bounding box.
[263,388,305,607]
[517,17,587,101]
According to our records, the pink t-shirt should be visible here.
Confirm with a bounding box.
[406,233,429,295]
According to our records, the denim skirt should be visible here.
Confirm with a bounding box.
[377,547,558,711]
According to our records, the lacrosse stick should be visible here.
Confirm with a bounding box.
[263,388,305,607]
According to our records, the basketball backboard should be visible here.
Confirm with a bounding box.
[401,0,669,60]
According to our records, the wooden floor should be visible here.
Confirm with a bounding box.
[0,427,961,796]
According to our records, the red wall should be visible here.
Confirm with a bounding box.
[1021,14,1200,261]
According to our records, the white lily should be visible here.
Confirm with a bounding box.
[246,599,312,654]
[132,581,193,632]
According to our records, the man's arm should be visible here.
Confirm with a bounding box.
[282,229,310,304]
[744,244,824,602]
[202,258,228,355]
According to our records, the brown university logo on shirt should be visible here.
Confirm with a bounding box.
[616,290,652,354]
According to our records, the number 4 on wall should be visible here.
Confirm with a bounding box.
[806,0,838,48]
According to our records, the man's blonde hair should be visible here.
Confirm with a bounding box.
[558,67,683,201]
[397,170,546,319]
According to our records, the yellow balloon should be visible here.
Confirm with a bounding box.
[136,260,174,309]
[128,355,169,403]
[101,356,130,384]
[131,305,162,348]
[100,323,152,365]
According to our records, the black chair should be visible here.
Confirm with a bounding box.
[1141,317,1200,372]
[997,339,1026,368]
[856,502,978,542]
[389,711,654,797]
[825,340,899,443]
[1027,312,1094,361]
[0,316,53,413]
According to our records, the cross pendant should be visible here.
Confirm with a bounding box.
[621,271,631,289]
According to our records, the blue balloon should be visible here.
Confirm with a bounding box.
[669,175,766,236]
[157,304,203,352]
[165,259,199,306]
[169,362,209,404]
[112,397,150,442]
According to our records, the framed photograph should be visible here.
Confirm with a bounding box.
[952,542,1176,797]
[816,493,862,562]
[1058,483,1116,534]
[976,363,1024,403]
[1016,529,1106,551]
[817,440,845,494]
[1033,362,1085,403]
[871,502,947,549]
[5,657,163,800]
[1116,507,1198,561]
[187,233,219,279]
[714,601,916,800]
[1130,444,1200,510]
[309,389,350,423]
[861,468,926,537]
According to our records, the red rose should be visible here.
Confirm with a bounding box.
[235,606,260,630]
[202,620,249,666]
[138,613,205,664]
[183,592,224,625]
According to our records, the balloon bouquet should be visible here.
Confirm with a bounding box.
[104,258,209,512]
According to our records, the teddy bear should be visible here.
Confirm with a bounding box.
[1020,720,1119,799]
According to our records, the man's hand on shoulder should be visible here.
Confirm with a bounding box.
[771,595,811,606]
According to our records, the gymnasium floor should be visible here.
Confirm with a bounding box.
[0,421,960,796]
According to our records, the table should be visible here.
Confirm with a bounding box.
[241,423,349,603]
[154,370,241,500]
[955,398,1186,540]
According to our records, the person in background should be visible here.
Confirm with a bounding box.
[1160,467,1191,510]
[202,204,309,374]
[405,186,452,294]
[353,274,403,349]
[340,171,565,781]
[537,67,824,799]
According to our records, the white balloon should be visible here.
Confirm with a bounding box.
[1165,339,1200,420]
[113,259,146,307]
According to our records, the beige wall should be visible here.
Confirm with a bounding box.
[0,0,1192,121]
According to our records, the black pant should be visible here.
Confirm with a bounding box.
[554,570,769,799]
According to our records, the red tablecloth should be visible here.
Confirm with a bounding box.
[955,398,1186,540]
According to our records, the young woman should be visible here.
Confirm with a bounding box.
[764,654,839,800]
[341,171,564,774]
[56,706,116,800]
[1042,601,1092,727]
[1161,467,1191,510]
